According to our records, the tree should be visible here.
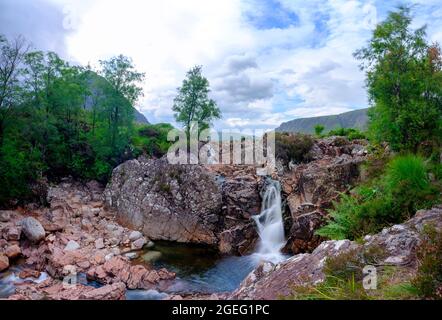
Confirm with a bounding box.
[173,66,221,137]
[354,6,442,152]
[314,124,325,137]
[99,55,145,149]
[99,54,145,105]
[0,35,28,145]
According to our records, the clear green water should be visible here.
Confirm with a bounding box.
[133,241,257,294]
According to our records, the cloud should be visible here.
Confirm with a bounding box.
[2,0,442,131]
[0,0,70,56]
[225,54,258,73]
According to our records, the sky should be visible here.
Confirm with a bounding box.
[1,0,442,131]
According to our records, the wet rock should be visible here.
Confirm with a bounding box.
[19,269,41,279]
[141,251,162,262]
[21,217,46,243]
[124,252,139,260]
[5,244,21,259]
[131,237,147,250]
[0,253,9,271]
[87,256,175,290]
[79,282,126,300]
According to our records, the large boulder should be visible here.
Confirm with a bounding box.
[231,205,442,300]
[105,157,264,254]
[278,137,368,254]
[21,217,46,243]
[105,158,224,245]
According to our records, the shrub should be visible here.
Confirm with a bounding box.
[275,132,314,166]
[132,123,174,158]
[328,127,366,140]
[317,155,439,240]
[314,124,325,137]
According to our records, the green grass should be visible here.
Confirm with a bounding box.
[317,155,440,240]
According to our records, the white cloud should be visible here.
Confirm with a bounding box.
[6,0,442,130]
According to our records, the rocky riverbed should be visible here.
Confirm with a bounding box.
[2,136,437,300]
[0,180,176,300]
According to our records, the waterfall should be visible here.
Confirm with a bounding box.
[251,178,287,264]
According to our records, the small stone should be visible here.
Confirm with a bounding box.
[141,251,162,262]
[0,254,9,271]
[105,253,115,261]
[95,238,105,249]
[128,231,143,241]
[6,226,21,241]
[21,217,46,243]
[81,218,94,232]
[0,210,13,222]
[64,240,80,252]
[18,269,41,279]
[124,252,139,260]
[106,237,120,246]
[5,244,21,259]
[77,260,91,269]
[92,252,105,265]
[146,241,155,249]
[131,237,147,250]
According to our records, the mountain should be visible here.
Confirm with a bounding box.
[276,108,369,134]
[83,71,149,124]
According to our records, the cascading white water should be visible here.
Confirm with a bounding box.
[251,179,286,264]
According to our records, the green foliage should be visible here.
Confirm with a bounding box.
[99,54,145,105]
[132,123,174,158]
[317,155,439,240]
[0,34,159,205]
[327,127,366,140]
[275,132,314,166]
[413,224,442,299]
[355,6,442,153]
[314,124,325,137]
[173,66,221,135]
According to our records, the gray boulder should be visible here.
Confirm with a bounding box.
[21,217,46,243]
[105,158,223,245]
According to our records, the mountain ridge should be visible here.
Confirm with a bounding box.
[276,108,369,134]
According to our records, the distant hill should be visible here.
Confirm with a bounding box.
[83,71,149,125]
[276,108,369,134]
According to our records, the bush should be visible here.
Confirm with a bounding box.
[314,124,325,137]
[317,155,439,240]
[275,132,314,166]
[132,123,174,158]
[328,127,366,140]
